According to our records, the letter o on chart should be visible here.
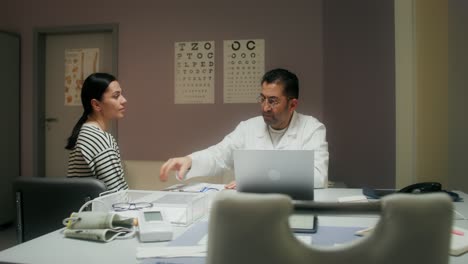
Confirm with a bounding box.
[231,41,241,51]
[246,40,256,50]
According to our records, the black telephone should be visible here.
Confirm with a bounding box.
[363,182,462,202]
[398,182,442,194]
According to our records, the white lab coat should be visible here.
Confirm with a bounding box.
[187,111,329,188]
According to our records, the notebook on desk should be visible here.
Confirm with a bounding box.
[234,149,315,200]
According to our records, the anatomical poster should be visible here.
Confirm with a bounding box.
[64,48,100,106]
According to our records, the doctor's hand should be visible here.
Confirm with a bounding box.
[159,156,192,182]
[225,181,237,190]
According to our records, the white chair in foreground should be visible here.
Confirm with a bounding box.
[207,191,453,264]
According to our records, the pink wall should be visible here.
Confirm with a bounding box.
[323,0,395,188]
[2,0,397,188]
[2,0,324,176]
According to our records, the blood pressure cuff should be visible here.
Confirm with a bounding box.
[62,212,135,242]
[63,228,129,242]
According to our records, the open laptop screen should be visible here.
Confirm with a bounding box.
[234,150,314,200]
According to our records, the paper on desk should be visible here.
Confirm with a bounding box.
[453,210,467,220]
[157,207,188,225]
[338,195,368,203]
[295,234,313,245]
[451,226,468,256]
[181,183,226,210]
[198,234,208,246]
[196,233,312,246]
[136,246,207,259]
[181,183,225,193]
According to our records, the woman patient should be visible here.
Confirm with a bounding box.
[66,73,129,192]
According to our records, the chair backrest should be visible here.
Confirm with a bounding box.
[13,177,107,242]
[207,191,453,264]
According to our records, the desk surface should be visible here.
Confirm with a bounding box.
[1,188,468,264]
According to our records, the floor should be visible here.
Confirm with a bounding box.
[0,222,17,251]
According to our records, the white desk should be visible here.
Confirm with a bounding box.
[1,189,467,264]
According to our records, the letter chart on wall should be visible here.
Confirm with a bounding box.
[223,39,265,103]
[174,41,215,104]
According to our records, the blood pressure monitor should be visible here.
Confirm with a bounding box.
[138,210,173,242]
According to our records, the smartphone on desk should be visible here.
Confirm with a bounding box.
[289,214,318,233]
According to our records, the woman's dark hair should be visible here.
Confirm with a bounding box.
[65,73,117,150]
[261,68,299,99]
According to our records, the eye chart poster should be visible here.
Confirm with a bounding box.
[224,39,265,103]
[174,41,215,104]
[64,48,100,106]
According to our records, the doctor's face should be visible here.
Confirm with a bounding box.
[259,81,297,130]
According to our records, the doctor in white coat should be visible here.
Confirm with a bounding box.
[160,68,329,188]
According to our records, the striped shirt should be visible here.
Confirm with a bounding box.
[67,123,129,192]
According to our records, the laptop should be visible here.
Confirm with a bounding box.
[234,149,315,201]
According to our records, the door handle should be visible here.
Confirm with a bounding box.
[45,117,58,122]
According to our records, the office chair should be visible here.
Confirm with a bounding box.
[13,177,107,243]
[207,191,453,264]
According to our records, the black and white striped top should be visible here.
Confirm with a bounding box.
[67,123,129,192]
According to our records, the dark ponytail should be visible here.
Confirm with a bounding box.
[65,73,117,150]
[65,112,89,150]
